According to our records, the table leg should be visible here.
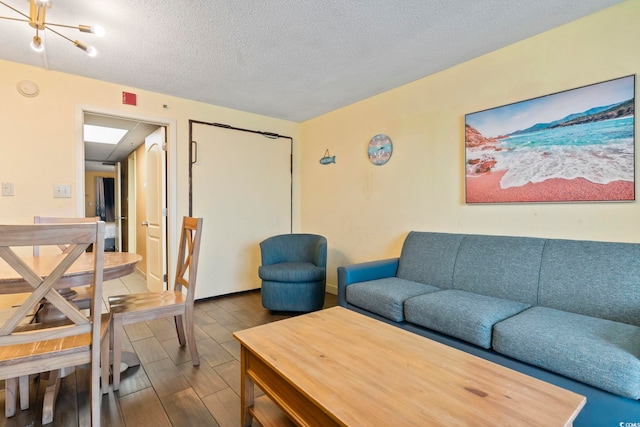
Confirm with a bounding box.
[42,369,61,424]
[5,377,17,417]
[19,376,29,410]
[41,366,75,424]
[240,345,254,427]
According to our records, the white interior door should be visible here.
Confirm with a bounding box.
[145,127,167,292]
[192,124,291,299]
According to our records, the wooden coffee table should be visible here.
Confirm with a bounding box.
[234,306,586,426]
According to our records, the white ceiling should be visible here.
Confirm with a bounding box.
[0,0,622,123]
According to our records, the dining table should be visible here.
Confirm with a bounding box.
[0,251,142,424]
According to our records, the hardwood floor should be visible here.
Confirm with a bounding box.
[0,272,337,426]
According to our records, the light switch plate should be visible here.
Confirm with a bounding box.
[53,184,71,198]
[2,182,14,196]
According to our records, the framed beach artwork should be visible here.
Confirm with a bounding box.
[465,75,635,203]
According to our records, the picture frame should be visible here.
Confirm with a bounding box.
[464,75,635,203]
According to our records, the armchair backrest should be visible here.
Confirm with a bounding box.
[260,234,327,267]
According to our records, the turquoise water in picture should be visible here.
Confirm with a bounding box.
[490,116,634,188]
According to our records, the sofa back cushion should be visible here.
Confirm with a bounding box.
[539,239,640,327]
[396,232,464,288]
[453,235,544,305]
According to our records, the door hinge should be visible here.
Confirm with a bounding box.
[162,208,167,217]
[162,142,167,151]
[163,273,168,283]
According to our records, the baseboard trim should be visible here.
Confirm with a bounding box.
[326,282,337,295]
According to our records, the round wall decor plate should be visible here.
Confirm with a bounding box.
[368,134,393,165]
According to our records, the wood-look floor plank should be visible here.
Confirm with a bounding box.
[192,308,218,326]
[220,339,241,361]
[176,360,229,398]
[202,387,243,427]
[214,360,241,396]
[123,321,154,342]
[113,365,152,398]
[131,336,170,365]
[146,317,178,342]
[201,307,243,326]
[192,322,212,342]
[195,339,236,368]
[143,358,191,400]
[119,387,171,427]
[199,322,235,344]
[162,387,220,426]
[159,336,193,365]
[210,298,245,313]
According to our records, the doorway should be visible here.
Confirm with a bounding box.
[75,106,177,291]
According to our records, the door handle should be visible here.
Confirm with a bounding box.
[141,221,149,226]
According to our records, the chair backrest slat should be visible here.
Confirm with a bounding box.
[0,222,105,346]
[174,217,203,302]
[32,216,100,256]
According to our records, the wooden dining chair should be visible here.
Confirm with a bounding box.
[108,217,203,391]
[33,216,101,256]
[6,216,102,414]
[0,222,109,426]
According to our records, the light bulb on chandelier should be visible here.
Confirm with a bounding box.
[30,35,44,52]
[0,0,105,57]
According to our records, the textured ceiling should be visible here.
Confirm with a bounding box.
[0,0,623,122]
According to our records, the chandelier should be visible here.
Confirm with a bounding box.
[0,0,104,57]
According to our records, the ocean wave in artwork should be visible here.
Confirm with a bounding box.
[477,117,634,189]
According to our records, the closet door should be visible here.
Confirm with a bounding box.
[191,124,291,299]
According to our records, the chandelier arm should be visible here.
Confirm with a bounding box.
[44,22,81,31]
[44,24,74,43]
[0,15,29,23]
[0,1,29,19]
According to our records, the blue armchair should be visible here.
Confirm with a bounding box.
[258,234,327,312]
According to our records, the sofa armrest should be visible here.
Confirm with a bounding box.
[337,258,399,307]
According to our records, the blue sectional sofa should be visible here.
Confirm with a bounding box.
[338,231,640,426]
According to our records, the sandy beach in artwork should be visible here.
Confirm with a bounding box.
[466,170,634,203]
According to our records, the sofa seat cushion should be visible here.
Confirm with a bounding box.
[259,262,325,283]
[493,306,640,399]
[346,278,440,322]
[405,290,530,349]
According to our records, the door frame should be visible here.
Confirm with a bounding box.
[74,105,177,287]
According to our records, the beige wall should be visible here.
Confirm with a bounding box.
[0,58,300,277]
[84,170,115,217]
[300,1,640,291]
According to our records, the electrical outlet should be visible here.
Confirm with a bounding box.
[53,184,71,198]
[1,182,14,196]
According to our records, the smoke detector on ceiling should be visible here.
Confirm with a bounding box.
[16,80,39,97]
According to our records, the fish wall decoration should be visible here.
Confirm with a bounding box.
[319,149,336,165]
